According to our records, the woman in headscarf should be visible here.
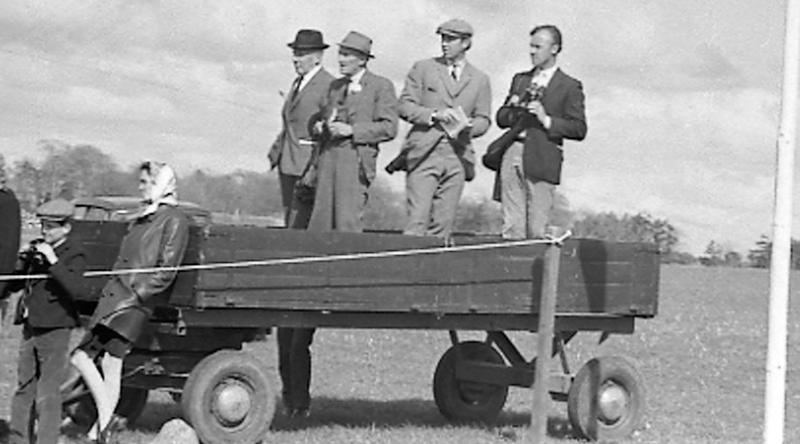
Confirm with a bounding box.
[70,161,189,443]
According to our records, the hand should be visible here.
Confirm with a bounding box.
[435,108,459,124]
[33,242,58,265]
[312,120,325,136]
[328,121,353,138]
[526,100,548,121]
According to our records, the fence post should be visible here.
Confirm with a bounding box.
[530,240,561,443]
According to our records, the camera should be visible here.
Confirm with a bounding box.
[518,84,545,107]
[19,239,46,267]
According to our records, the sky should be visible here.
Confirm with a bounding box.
[0,0,796,254]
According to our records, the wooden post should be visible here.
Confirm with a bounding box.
[764,0,800,442]
[530,242,561,443]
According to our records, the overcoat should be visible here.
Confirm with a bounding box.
[0,187,21,297]
[307,70,398,232]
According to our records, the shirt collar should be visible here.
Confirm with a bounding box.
[300,64,322,88]
[532,63,558,86]
[348,68,366,85]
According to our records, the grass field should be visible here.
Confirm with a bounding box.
[2,264,800,443]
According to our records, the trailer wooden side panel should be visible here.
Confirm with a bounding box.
[193,228,659,316]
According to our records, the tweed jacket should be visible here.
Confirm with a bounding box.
[398,57,492,173]
[269,67,336,176]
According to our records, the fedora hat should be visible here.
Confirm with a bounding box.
[288,29,329,50]
[337,31,374,58]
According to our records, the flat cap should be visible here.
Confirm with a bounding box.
[36,198,74,221]
[436,19,474,37]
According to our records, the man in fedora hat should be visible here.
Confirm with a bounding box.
[269,29,335,227]
[7,198,87,444]
[304,30,398,232]
[391,19,492,239]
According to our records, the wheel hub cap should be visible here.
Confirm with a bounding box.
[213,381,251,425]
[597,382,628,424]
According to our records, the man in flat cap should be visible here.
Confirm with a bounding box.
[390,18,491,239]
[493,25,587,238]
[304,30,398,233]
[269,29,335,228]
[0,154,21,302]
[7,198,87,444]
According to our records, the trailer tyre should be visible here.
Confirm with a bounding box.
[433,341,508,423]
[181,349,274,444]
[567,356,645,441]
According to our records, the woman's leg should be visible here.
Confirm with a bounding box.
[70,350,111,439]
[99,354,124,425]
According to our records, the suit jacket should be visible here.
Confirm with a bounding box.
[0,187,21,297]
[9,237,86,329]
[495,68,586,186]
[269,68,336,176]
[398,57,492,173]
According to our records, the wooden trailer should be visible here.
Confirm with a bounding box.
[62,219,659,444]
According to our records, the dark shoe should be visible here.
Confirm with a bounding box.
[98,415,125,444]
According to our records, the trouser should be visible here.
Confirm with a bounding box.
[500,143,555,239]
[403,143,465,238]
[276,327,315,410]
[280,172,314,228]
[9,325,71,444]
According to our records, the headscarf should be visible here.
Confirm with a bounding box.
[139,161,178,218]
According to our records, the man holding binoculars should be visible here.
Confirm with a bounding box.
[6,198,87,444]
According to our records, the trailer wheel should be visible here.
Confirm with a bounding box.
[567,356,646,441]
[433,341,508,423]
[181,349,274,444]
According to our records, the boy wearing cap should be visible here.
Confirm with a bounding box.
[7,198,87,444]
[305,30,398,233]
[269,29,335,227]
[392,18,492,239]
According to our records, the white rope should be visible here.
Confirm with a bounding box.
[0,231,571,282]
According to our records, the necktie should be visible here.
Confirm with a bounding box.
[290,75,304,99]
[450,65,459,82]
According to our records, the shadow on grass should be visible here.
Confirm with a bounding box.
[270,396,577,439]
[107,394,577,441]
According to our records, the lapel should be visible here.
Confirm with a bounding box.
[452,61,473,97]
[289,68,323,111]
[542,68,566,110]
[435,58,457,106]
[344,70,371,120]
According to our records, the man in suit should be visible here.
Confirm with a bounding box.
[0,155,21,302]
[495,25,587,238]
[393,19,491,239]
[306,30,398,233]
[269,29,335,227]
[7,199,87,444]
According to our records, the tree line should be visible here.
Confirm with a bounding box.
[4,140,778,268]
